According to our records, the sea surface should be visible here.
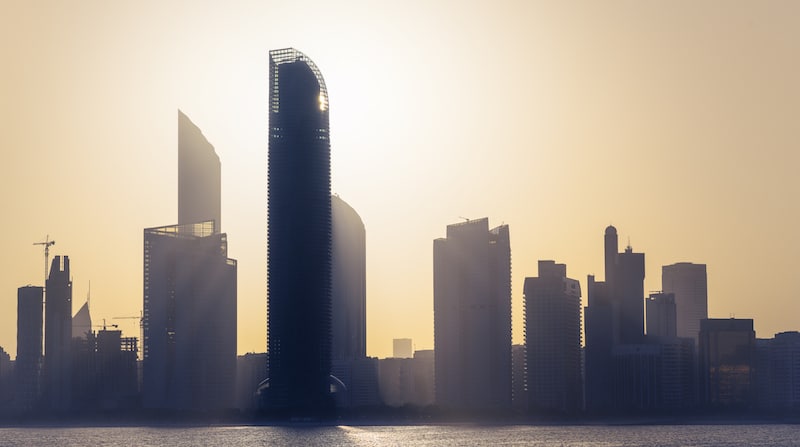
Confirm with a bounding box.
[0,424,798,446]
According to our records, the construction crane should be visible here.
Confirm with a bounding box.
[33,235,55,285]
[113,313,143,328]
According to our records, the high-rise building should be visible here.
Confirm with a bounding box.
[433,218,511,410]
[756,331,800,410]
[662,263,707,345]
[524,260,582,414]
[585,225,646,411]
[143,221,237,410]
[698,318,755,407]
[43,255,72,411]
[178,110,221,233]
[143,111,236,411]
[331,195,366,362]
[15,286,43,411]
[646,292,677,338]
[266,48,333,415]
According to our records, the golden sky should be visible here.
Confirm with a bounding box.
[1,1,798,358]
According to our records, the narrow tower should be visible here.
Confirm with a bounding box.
[266,48,333,416]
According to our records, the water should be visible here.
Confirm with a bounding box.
[0,424,798,446]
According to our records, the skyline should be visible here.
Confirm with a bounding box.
[2,1,799,359]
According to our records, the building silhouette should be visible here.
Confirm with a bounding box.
[143,222,237,410]
[0,346,11,410]
[178,110,221,233]
[646,292,677,338]
[266,48,333,415]
[433,218,511,410]
[43,255,72,412]
[524,260,583,414]
[331,195,366,361]
[330,194,380,408]
[662,263,707,345]
[698,318,755,408]
[72,327,139,411]
[584,226,646,412]
[755,331,800,411]
[15,286,43,411]
[142,111,236,411]
[378,350,434,407]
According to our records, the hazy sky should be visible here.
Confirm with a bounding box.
[1,1,798,359]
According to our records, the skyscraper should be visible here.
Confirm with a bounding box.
[266,48,333,415]
[662,262,708,345]
[433,218,511,410]
[584,225,646,411]
[15,285,43,411]
[331,195,366,362]
[178,110,221,233]
[524,260,582,414]
[143,221,237,410]
[142,112,237,411]
[43,255,72,411]
[698,318,755,407]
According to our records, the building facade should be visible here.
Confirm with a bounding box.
[15,286,43,411]
[584,226,646,412]
[44,255,72,412]
[143,222,237,410]
[433,218,511,410]
[698,318,755,408]
[646,292,677,338]
[266,48,333,415]
[178,110,221,233]
[524,261,582,414]
[662,263,707,345]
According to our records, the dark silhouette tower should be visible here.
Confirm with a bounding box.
[584,225,646,411]
[43,255,72,411]
[178,110,221,233]
[266,48,333,415]
[16,286,43,410]
[524,261,583,414]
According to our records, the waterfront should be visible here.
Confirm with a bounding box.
[1,424,798,446]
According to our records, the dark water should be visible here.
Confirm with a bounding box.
[0,424,798,446]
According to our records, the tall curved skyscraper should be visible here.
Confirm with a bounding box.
[266,48,333,415]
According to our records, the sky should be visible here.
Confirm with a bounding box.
[1,1,798,359]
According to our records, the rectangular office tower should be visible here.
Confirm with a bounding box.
[143,222,237,410]
[699,318,755,407]
[662,263,707,345]
[44,256,72,412]
[433,218,511,410]
[646,292,677,338]
[524,261,583,414]
[16,286,43,410]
